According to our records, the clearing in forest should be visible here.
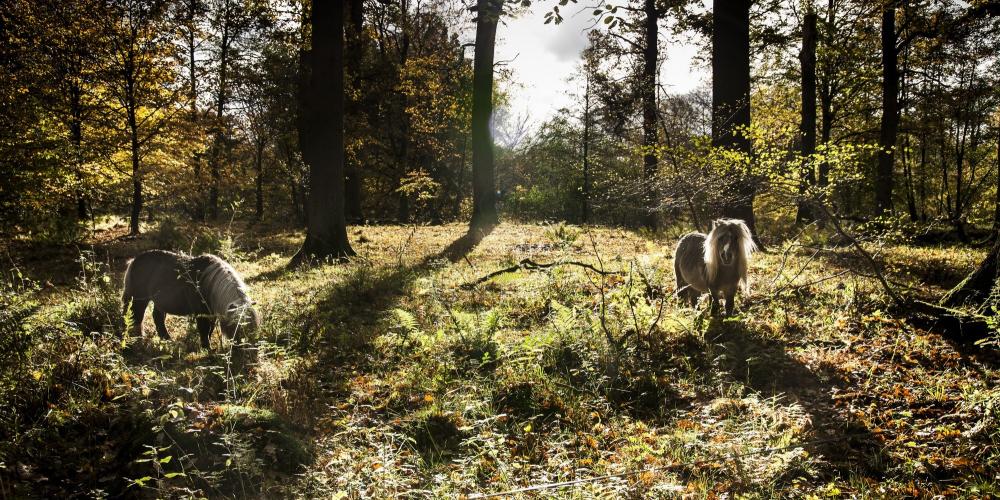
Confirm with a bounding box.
[0,222,997,497]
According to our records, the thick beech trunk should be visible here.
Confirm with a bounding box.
[796,9,817,223]
[469,0,502,229]
[292,0,355,263]
[345,0,364,222]
[712,0,760,243]
[875,5,898,216]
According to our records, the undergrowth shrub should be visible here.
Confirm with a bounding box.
[0,269,39,391]
[62,251,123,335]
[151,217,243,261]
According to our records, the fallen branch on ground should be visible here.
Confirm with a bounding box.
[461,258,623,290]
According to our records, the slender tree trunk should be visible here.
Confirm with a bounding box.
[712,0,760,243]
[397,14,412,223]
[903,133,918,221]
[345,0,364,222]
[994,129,1000,232]
[955,115,968,241]
[186,0,204,221]
[819,90,832,188]
[582,71,591,224]
[255,138,264,221]
[70,86,88,220]
[875,4,898,216]
[817,0,835,189]
[469,0,502,229]
[292,0,355,263]
[209,3,231,221]
[919,132,928,221]
[796,7,817,223]
[128,98,142,235]
[641,0,659,228]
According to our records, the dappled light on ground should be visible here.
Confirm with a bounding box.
[1,222,998,497]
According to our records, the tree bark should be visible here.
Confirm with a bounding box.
[254,137,264,221]
[582,69,591,224]
[942,236,1000,308]
[994,129,1000,231]
[185,0,205,221]
[345,0,364,222]
[712,0,760,243]
[128,92,142,236]
[469,0,502,229]
[641,0,659,228]
[69,85,89,220]
[291,0,355,263]
[208,0,233,221]
[875,4,898,216]
[796,8,817,223]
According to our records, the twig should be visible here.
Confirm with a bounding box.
[814,202,905,307]
[460,258,622,289]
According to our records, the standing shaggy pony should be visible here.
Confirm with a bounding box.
[122,250,259,348]
[673,219,757,316]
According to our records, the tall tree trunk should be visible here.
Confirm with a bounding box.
[994,129,1000,232]
[954,112,968,241]
[875,4,898,216]
[397,6,411,223]
[345,0,364,222]
[903,132,918,221]
[186,0,204,221]
[712,0,760,243]
[69,85,88,220]
[469,0,502,229]
[817,0,835,189]
[291,0,355,263]
[796,7,817,223]
[128,97,142,236]
[582,70,591,224]
[209,2,231,221]
[641,0,659,228]
[254,137,264,221]
[819,88,832,187]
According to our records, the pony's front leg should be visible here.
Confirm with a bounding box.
[724,289,736,316]
[124,298,148,337]
[708,289,720,316]
[197,317,215,350]
[152,307,170,340]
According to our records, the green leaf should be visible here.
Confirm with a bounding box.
[164,472,186,479]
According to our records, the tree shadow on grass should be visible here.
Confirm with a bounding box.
[704,317,886,480]
[284,225,495,422]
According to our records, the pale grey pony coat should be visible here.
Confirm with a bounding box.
[122,250,259,348]
[673,219,757,315]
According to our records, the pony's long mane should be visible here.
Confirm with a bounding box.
[703,219,757,291]
[200,255,252,315]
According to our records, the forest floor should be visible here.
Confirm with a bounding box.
[1,220,999,498]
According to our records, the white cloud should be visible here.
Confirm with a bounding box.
[492,6,708,126]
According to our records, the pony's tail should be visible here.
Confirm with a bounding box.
[737,221,756,293]
[121,258,135,299]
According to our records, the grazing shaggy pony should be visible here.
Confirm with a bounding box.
[673,219,757,316]
[122,250,259,348]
